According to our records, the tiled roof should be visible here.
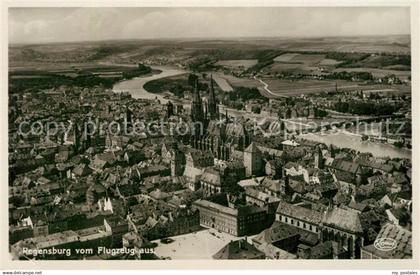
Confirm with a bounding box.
[200,168,221,186]
[193,199,237,216]
[323,207,363,233]
[213,239,265,259]
[183,166,203,181]
[244,142,260,153]
[149,189,170,200]
[261,177,282,193]
[367,174,387,185]
[252,222,299,245]
[72,163,92,176]
[347,200,368,212]
[282,140,300,147]
[362,223,412,259]
[245,187,280,203]
[257,243,296,259]
[276,201,323,224]
[307,241,346,259]
[332,159,360,174]
[358,159,393,173]
[257,146,283,158]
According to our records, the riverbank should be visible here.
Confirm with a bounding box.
[299,131,411,159]
[113,65,187,103]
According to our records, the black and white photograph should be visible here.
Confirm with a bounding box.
[1,0,419,271]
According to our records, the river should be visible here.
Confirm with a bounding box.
[112,66,411,160]
[299,131,411,159]
[112,66,272,120]
[113,65,187,104]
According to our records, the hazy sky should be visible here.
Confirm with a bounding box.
[9,7,410,44]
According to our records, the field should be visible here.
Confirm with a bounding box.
[259,78,410,97]
[9,62,137,74]
[333,68,411,81]
[8,61,155,93]
[334,43,410,54]
[9,35,411,97]
[289,54,326,64]
[261,79,350,96]
[215,59,258,69]
[273,53,300,62]
[319,59,343,66]
[10,35,410,67]
[9,75,50,79]
[266,53,340,75]
[214,73,263,89]
[288,36,411,54]
[212,74,234,92]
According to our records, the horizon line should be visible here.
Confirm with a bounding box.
[9,33,411,46]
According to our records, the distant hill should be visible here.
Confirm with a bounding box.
[9,35,410,68]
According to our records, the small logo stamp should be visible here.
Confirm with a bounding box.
[374,237,397,251]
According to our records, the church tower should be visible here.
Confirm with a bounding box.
[166,100,174,118]
[315,146,324,169]
[73,123,81,153]
[170,143,184,177]
[244,142,263,177]
[208,75,219,120]
[126,106,133,126]
[191,79,204,123]
[329,144,335,158]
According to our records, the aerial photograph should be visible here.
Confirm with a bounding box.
[7,7,412,261]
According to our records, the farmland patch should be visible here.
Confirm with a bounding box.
[215,59,258,69]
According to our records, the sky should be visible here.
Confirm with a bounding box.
[9,7,411,44]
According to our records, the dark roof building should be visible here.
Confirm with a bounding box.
[193,198,268,236]
[213,239,265,259]
[298,241,347,259]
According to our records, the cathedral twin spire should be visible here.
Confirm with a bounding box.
[208,75,218,120]
[190,75,219,123]
[191,78,204,123]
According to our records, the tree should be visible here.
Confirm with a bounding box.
[188,74,198,87]
[251,105,261,114]
[170,85,184,98]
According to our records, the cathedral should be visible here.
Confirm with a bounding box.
[207,75,219,120]
[187,75,252,161]
[190,79,206,124]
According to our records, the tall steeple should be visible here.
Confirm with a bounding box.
[191,79,204,123]
[166,100,174,118]
[315,146,324,169]
[208,75,218,120]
